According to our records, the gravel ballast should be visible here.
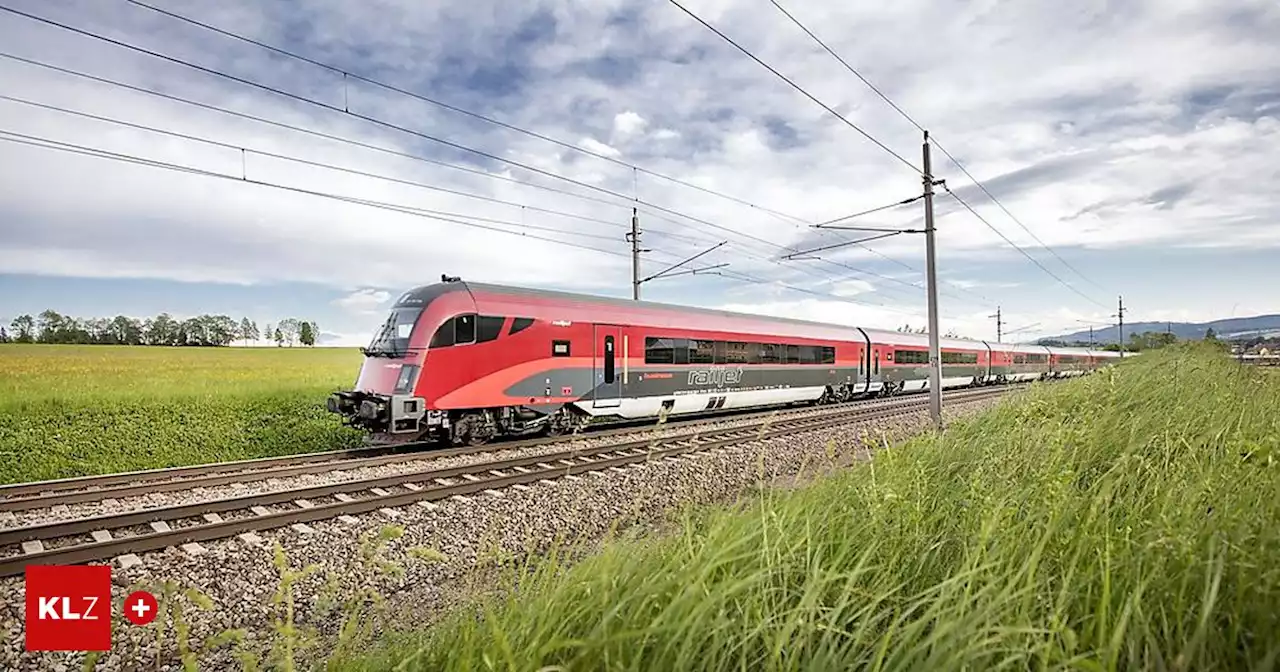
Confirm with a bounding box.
[0,397,1003,671]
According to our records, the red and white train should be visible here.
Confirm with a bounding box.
[327,277,1120,445]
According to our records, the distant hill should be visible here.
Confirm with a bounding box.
[1039,314,1280,345]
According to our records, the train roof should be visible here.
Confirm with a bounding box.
[396,279,1120,357]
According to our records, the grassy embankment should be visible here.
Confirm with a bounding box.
[0,344,364,484]
[340,343,1280,671]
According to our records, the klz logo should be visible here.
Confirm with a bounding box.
[25,565,112,651]
[687,368,743,387]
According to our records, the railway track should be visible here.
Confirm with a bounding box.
[0,384,1027,511]
[0,385,1016,577]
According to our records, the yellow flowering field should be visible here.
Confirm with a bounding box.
[0,344,367,484]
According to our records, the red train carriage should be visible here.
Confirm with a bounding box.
[327,278,1119,446]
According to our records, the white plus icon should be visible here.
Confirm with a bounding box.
[131,598,150,619]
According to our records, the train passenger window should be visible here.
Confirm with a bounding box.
[476,316,505,344]
[799,345,818,365]
[690,340,715,364]
[820,346,836,365]
[725,342,751,364]
[672,338,691,364]
[712,341,727,364]
[552,340,571,357]
[508,317,535,336]
[760,344,780,364]
[604,336,615,384]
[785,345,800,364]
[454,314,476,344]
[645,337,674,364]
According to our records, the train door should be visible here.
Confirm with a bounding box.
[592,324,622,408]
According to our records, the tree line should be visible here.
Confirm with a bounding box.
[0,310,320,347]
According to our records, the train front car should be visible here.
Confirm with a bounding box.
[326,280,473,445]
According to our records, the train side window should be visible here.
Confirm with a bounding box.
[429,314,477,348]
[725,342,751,364]
[508,317,535,335]
[476,316,505,344]
[454,314,476,344]
[799,345,818,365]
[672,338,691,364]
[552,340,571,357]
[873,349,880,375]
[604,336,615,384]
[712,341,727,364]
[690,340,715,364]
[760,344,780,364]
[645,337,674,364]
[820,346,836,365]
[744,343,761,365]
[785,344,800,364]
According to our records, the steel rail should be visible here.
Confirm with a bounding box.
[0,384,1023,509]
[0,387,1015,577]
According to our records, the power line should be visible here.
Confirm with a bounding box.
[0,94,651,242]
[0,51,727,251]
[118,0,836,233]
[766,0,1110,298]
[666,0,920,174]
[119,0,945,284]
[0,5,998,312]
[0,6,803,261]
[0,129,644,260]
[942,183,1110,309]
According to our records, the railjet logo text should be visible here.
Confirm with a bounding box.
[25,565,113,651]
[687,368,744,387]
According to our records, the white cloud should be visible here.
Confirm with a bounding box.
[613,110,647,137]
[576,137,622,158]
[332,288,391,315]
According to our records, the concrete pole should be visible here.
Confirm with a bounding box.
[923,131,942,429]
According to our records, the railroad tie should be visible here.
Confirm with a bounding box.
[334,493,355,503]
[237,532,264,547]
[202,513,224,524]
[114,554,143,569]
[369,487,392,497]
[338,515,361,525]
[149,521,172,534]
[21,540,44,555]
[403,483,423,491]
[90,530,113,543]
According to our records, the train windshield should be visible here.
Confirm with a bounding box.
[363,307,423,358]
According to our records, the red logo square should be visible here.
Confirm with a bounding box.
[24,565,112,651]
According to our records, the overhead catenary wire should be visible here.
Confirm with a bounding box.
[665,0,920,175]
[118,0,835,232]
[942,184,1110,309]
[0,93,704,245]
[117,0,943,290]
[0,54,987,310]
[0,4,999,312]
[0,130,642,259]
[0,6,807,262]
[766,0,1110,298]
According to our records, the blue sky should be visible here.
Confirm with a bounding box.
[0,0,1277,345]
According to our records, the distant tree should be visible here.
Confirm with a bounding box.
[9,315,34,343]
[239,317,254,345]
[273,326,284,347]
[249,320,260,343]
[298,321,316,347]
[1205,327,1217,340]
[263,323,273,346]
[0,326,9,344]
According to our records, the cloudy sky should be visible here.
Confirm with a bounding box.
[1,0,1277,345]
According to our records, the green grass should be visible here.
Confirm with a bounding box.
[337,343,1280,671]
[0,344,366,484]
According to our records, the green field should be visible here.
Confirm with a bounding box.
[339,344,1280,670]
[0,344,365,484]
